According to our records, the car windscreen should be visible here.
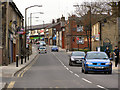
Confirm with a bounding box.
[86,53,108,59]
[40,41,45,43]
[40,47,46,49]
[52,46,57,48]
[72,52,85,56]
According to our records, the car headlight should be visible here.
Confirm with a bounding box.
[86,62,92,65]
[106,63,112,65]
[71,57,74,61]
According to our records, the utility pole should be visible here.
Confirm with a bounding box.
[89,6,92,51]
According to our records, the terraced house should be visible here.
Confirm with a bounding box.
[0,0,24,65]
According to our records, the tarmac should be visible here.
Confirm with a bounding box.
[0,44,38,89]
[0,45,119,89]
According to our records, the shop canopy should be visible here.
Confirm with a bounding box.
[30,37,42,40]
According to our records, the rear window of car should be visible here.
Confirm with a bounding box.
[86,52,108,59]
[52,46,57,48]
[72,52,85,56]
[40,47,46,49]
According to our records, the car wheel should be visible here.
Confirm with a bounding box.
[69,60,73,66]
[104,71,107,74]
[108,70,112,74]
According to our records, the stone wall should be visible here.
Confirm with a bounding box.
[0,1,2,65]
[118,17,120,48]
[101,17,118,50]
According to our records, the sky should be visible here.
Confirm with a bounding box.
[13,0,84,25]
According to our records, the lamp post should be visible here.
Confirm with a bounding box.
[28,16,39,30]
[25,5,42,60]
[30,12,44,30]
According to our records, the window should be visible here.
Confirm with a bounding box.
[72,28,76,31]
[77,25,83,32]
[76,36,84,44]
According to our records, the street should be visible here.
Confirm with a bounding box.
[7,45,118,89]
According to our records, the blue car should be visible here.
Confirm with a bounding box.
[51,46,59,52]
[82,51,112,74]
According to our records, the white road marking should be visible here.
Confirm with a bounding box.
[66,67,69,70]
[97,85,106,89]
[69,70,73,73]
[64,66,67,68]
[74,74,79,77]
[82,78,92,83]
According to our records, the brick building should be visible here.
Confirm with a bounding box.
[64,15,90,51]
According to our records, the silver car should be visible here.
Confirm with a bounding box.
[39,47,47,54]
[69,51,85,66]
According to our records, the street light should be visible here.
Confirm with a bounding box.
[24,5,42,61]
[30,12,44,30]
[28,16,39,30]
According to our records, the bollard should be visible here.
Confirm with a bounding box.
[25,55,26,63]
[21,55,23,64]
[28,53,29,60]
[16,55,19,67]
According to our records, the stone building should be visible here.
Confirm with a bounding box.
[92,2,120,51]
[1,0,24,65]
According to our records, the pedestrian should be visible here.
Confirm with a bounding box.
[113,46,120,67]
[104,46,111,58]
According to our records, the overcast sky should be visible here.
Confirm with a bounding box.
[13,0,85,25]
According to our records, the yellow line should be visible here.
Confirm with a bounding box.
[17,55,38,78]
[20,59,37,77]
[7,81,15,88]
[21,65,32,77]
[55,87,59,88]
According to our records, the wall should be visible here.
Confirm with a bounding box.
[118,17,120,49]
[92,23,100,51]
[101,17,118,50]
[0,1,2,65]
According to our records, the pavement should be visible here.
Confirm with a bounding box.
[0,44,38,90]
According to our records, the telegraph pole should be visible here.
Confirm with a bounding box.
[89,7,92,51]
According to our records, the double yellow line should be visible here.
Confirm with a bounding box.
[17,57,37,78]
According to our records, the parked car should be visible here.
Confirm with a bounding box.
[51,46,59,52]
[39,46,47,54]
[82,51,112,74]
[69,51,85,66]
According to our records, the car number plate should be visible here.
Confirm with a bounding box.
[95,67,103,69]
